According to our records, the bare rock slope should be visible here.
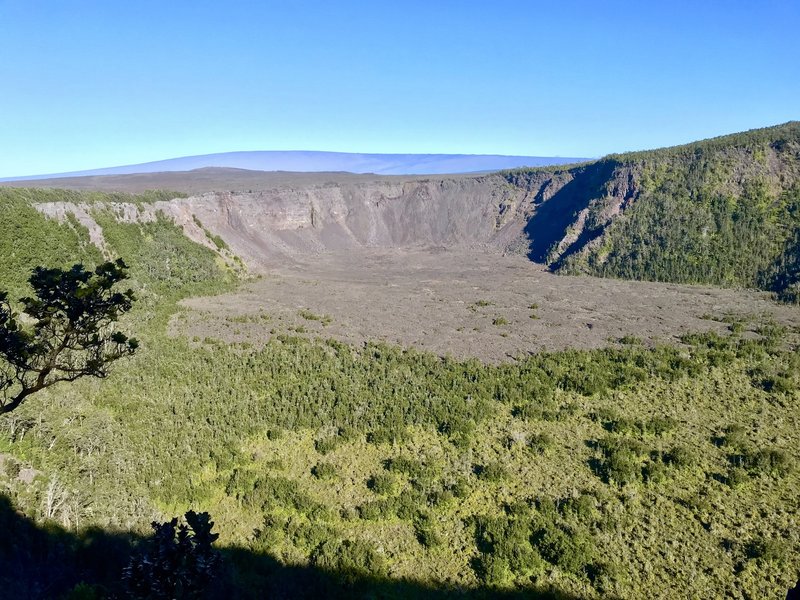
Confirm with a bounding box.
[33,166,620,271]
[31,122,800,296]
[35,176,534,269]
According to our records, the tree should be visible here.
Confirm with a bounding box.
[0,259,138,414]
[123,511,222,599]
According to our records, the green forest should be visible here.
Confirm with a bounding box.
[0,178,798,599]
[509,122,800,303]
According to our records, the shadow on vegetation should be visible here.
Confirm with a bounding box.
[0,494,586,600]
[0,493,136,599]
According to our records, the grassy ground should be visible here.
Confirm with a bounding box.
[2,316,798,598]
[0,188,798,598]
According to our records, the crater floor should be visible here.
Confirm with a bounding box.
[172,249,799,362]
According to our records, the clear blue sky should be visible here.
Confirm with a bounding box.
[1,0,798,177]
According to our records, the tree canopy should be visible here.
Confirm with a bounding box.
[0,259,138,414]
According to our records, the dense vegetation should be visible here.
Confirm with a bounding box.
[0,187,798,598]
[576,180,800,300]
[508,122,800,302]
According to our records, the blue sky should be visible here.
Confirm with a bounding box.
[1,0,798,177]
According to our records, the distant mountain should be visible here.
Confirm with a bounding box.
[0,151,588,181]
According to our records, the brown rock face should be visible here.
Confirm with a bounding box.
[168,178,527,269]
[29,122,800,283]
[34,176,538,270]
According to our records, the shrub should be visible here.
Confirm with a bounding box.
[533,523,594,574]
[726,466,749,488]
[471,514,546,586]
[745,538,789,563]
[560,494,596,523]
[367,473,395,495]
[426,488,454,508]
[534,496,559,519]
[557,402,580,420]
[475,462,507,482]
[528,432,554,454]
[367,425,408,445]
[2,457,21,479]
[664,445,695,468]
[728,320,745,334]
[758,374,794,394]
[266,428,284,441]
[588,560,623,595]
[746,448,792,477]
[473,554,514,587]
[449,477,471,499]
[310,538,387,585]
[595,437,648,485]
[415,524,442,548]
[642,460,668,484]
[414,514,442,548]
[243,476,326,517]
[719,424,748,450]
[339,507,359,521]
[357,502,384,521]
[394,489,426,521]
[603,452,640,485]
[438,416,476,442]
[337,425,359,442]
[225,468,258,498]
[255,513,334,553]
[590,407,619,423]
[314,436,341,455]
[643,416,678,436]
[513,396,563,421]
[384,456,425,478]
[755,323,788,347]
[606,417,640,435]
[311,463,338,480]
[503,500,533,518]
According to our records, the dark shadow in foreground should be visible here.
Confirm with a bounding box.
[0,494,586,600]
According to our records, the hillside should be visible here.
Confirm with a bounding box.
[1,125,799,599]
[9,122,799,303]
[509,122,800,301]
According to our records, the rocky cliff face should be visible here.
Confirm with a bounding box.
[33,161,642,272]
[553,123,800,301]
[35,177,529,269]
[33,122,800,297]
